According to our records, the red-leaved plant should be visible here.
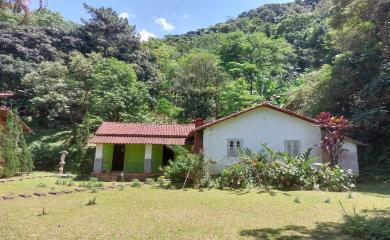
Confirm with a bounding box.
[315,112,350,166]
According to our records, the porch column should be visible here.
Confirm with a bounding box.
[144,144,152,173]
[93,144,103,173]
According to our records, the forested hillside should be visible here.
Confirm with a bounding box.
[0,0,388,177]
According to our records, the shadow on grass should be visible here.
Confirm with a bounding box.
[361,207,390,215]
[356,183,390,198]
[239,222,349,240]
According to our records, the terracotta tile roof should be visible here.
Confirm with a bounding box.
[89,122,195,145]
[0,106,32,133]
[0,92,14,98]
[190,102,317,135]
[96,122,195,137]
[89,136,189,145]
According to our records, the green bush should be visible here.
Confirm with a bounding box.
[130,178,141,188]
[341,207,390,239]
[221,161,255,189]
[157,176,171,188]
[0,110,33,177]
[313,164,355,191]
[162,146,208,187]
[219,144,355,191]
[30,142,62,171]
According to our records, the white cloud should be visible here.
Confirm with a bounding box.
[139,29,156,42]
[154,18,175,32]
[183,14,190,19]
[119,12,136,19]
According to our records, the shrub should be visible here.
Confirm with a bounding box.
[313,164,355,191]
[157,176,171,188]
[0,110,33,177]
[219,144,355,191]
[162,146,208,187]
[340,205,390,239]
[130,178,141,188]
[221,162,255,189]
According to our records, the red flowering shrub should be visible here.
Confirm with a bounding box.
[315,112,351,166]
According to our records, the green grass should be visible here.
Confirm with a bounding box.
[0,173,389,239]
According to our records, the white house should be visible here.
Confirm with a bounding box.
[90,102,359,178]
[189,103,359,175]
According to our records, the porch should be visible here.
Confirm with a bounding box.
[89,122,195,179]
[92,143,175,176]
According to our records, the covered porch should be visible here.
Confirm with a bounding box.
[92,143,175,175]
[89,122,195,179]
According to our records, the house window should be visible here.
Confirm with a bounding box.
[227,139,242,157]
[284,140,301,156]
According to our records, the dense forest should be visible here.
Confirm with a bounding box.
[0,0,389,178]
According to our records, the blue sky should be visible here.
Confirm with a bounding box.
[32,0,290,40]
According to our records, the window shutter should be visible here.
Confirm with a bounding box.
[293,142,299,156]
[287,142,293,155]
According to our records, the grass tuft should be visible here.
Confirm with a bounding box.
[130,178,141,188]
[37,207,48,216]
[293,196,302,203]
[36,182,47,188]
[347,192,354,199]
[86,197,97,206]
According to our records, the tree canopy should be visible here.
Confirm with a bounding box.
[0,0,388,176]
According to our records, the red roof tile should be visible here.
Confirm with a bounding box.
[0,92,14,98]
[89,122,195,145]
[89,136,189,145]
[96,122,195,137]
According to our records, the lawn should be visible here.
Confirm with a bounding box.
[0,173,389,240]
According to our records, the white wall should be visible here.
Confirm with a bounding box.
[203,107,323,174]
[203,106,359,175]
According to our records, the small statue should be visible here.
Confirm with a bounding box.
[59,150,68,175]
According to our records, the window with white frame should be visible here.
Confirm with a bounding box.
[227,139,242,157]
[284,140,301,156]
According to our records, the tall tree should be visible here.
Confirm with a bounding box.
[0,110,24,177]
[219,31,294,98]
[217,78,261,117]
[173,51,227,120]
[23,52,151,125]
[80,4,160,87]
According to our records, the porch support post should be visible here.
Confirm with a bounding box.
[93,144,103,173]
[144,144,152,173]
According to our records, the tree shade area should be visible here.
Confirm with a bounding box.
[0,0,388,177]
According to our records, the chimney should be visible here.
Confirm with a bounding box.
[193,118,204,128]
